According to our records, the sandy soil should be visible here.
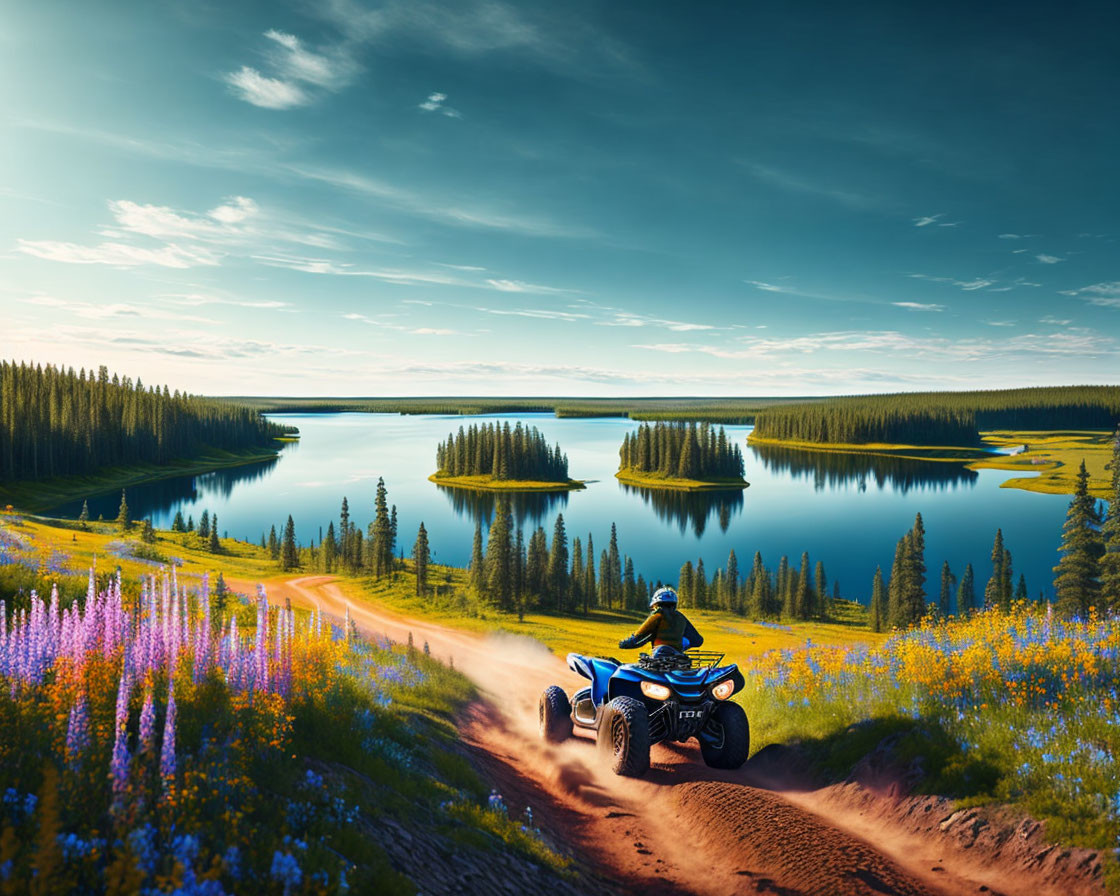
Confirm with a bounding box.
[233,574,1102,896]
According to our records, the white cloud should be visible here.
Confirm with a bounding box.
[484,278,574,294]
[263,29,353,89]
[1036,254,1064,264]
[418,91,462,117]
[741,161,882,211]
[224,66,309,109]
[892,301,944,311]
[17,238,217,268]
[908,273,997,291]
[1061,282,1120,308]
[913,214,943,227]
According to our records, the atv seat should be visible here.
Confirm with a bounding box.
[567,653,619,707]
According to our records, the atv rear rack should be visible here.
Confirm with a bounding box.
[637,649,726,673]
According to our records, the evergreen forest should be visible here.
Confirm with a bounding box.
[435,422,570,482]
[752,386,1120,445]
[618,421,745,481]
[0,361,286,483]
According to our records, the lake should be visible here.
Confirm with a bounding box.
[51,413,1075,603]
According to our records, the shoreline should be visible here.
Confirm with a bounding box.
[0,441,291,513]
[428,473,586,492]
[746,430,1115,498]
[614,470,750,492]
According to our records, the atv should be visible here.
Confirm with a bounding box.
[538,647,749,777]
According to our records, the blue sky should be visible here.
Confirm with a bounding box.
[2,0,1118,396]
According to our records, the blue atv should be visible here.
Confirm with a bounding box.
[538,647,749,777]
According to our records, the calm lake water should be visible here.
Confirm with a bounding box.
[52,413,1075,603]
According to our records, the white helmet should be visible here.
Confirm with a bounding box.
[650,586,678,609]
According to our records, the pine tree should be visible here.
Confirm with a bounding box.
[171,510,185,532]
[678,561,694,606]
[813,560,826,619]
[903,513,927,624]
[187,515,195,533]
[268,524,279,561]
[584,533,596,609]
[938,561,954,618]
[78,500,90,530]
[469,522,485,593]
[115,489,131,531]
[726,549,740,613]
[984,529,1005,609]
[957,563,976,616]
[413,522,430,596]
[339,497,351,568]
[1054,459,1104,617]
[778,556,793,618]
[1000,547,1014,611]
[198,510,210,541]
[796,552,812,620]
[323,521,338,573]
[694,558,708,609]
[870,566,886,632]
[213,572,229,625]
[141,519,156,544]
[748,552,767,617]
[1014,573,1028,602]
[547,514,569,611]
[1100,429,1120,610]
[606,523,622,610]
[209,514,221,553]
[570,536,584,612]
[485,500,514,610]
[886,536,906,627]
[280,515,298,571]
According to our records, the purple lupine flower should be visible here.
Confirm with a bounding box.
[139,689,156,754]
[159,682,177,788]
[65,693,90,766]
[110,665,131,801]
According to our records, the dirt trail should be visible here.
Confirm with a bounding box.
[236,575,1075,896]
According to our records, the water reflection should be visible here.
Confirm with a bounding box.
[51,456,282,522]
[618,483,745,536]
[436,484,570,528]
[749,443,978,493]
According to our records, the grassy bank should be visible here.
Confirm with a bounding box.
[614,470,749,492]
[428,474,586,492]
[748,429,1116,497]
[0,442,291,513]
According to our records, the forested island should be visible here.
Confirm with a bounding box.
[0,361,291,507]
[616,421,747,490]
[430,421,583,491]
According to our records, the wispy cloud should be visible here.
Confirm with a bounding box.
[17,239,218,269]
[1059,282,1120,308]
[484,278,576,295]
[1035,254,1064,264]
[740,161,883,211]
[225,29,356,109]
[418,91,462,118]
[224,67,309,110]
[908,273,996,291]
[913,214,942,227]
[892,301,944,311]
[743,280,880,305]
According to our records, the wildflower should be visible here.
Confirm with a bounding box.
[139,690,156,754]
[65,694,90,766]
[487,789,507,815]
[160,682,177,788]
[270,851,302,894]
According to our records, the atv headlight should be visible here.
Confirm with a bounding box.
[711,679,736,701]
[640,681,672,701]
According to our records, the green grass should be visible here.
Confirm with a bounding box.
[0,443,289,513]
[614,470,749,491]
[427,473,586,492]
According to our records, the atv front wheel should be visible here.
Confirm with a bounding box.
[539,685,573,743]
[597,696,650,777]
[699,701,749,769]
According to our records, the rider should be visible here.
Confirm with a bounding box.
[618,586,704,653]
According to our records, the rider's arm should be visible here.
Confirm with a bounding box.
[682,616,704,648]
[619,612,661,649]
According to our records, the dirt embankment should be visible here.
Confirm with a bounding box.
[239,575,1106,896]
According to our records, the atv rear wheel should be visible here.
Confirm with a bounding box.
[539,685,573,743]
[597,696,650,777]
[699,701,749,769]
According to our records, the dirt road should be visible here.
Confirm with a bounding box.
[238,575,1078,896]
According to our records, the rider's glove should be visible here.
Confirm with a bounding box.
[618,635,638,649]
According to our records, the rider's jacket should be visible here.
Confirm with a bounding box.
[622,606,704,650]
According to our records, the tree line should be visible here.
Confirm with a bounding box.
[435,422,569,482]
[0,360,286,482]
[677,549,838,620]
[753,386,1120,446]
[618,422,744,480]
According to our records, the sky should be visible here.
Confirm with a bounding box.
[2,0,1119,397]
